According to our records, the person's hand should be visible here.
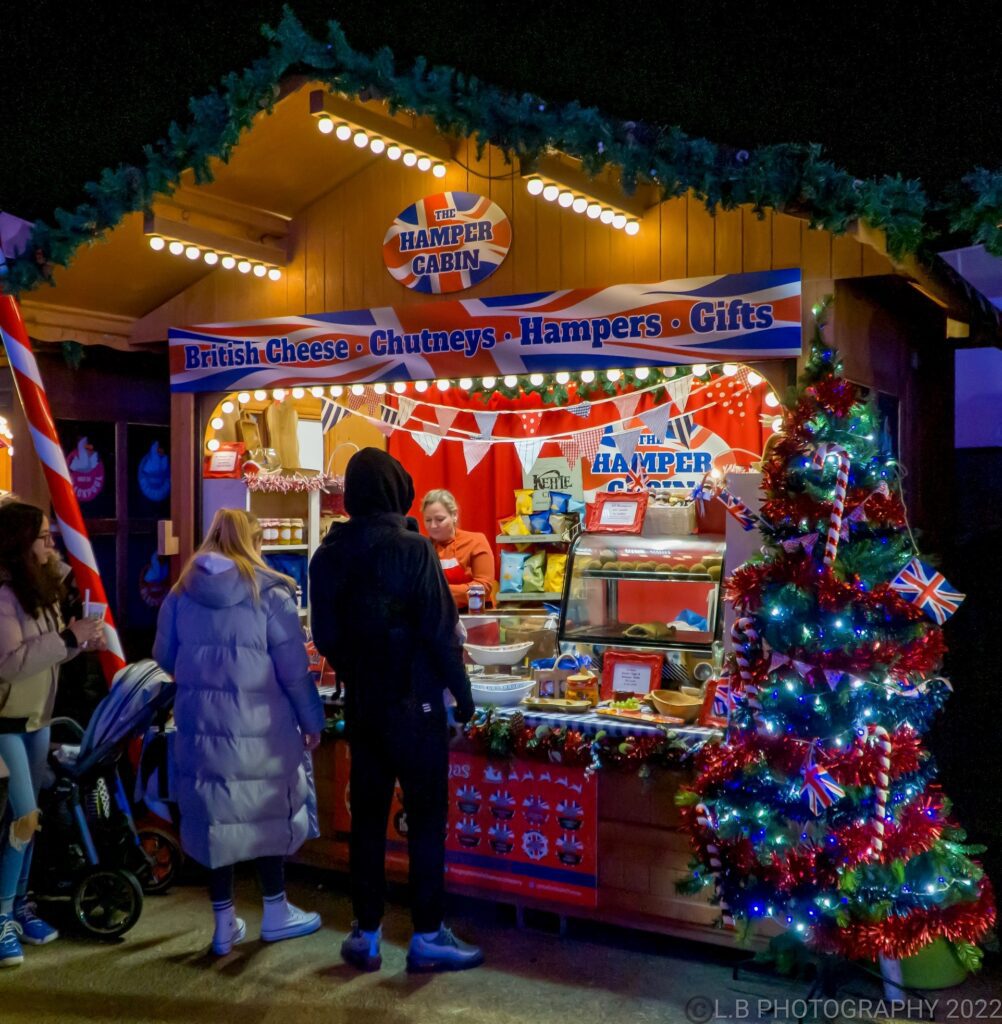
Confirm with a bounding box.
[68,617,103,649]
[453,698,475,726]
[303,733,321,751]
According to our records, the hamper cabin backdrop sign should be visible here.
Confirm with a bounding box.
[168,269,802,392]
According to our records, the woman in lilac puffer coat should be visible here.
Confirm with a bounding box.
[154,509,325,955]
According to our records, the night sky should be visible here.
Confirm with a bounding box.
[4,1,1002,222]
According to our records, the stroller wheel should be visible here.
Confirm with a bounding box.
[72,868,143,939]
[137,828,183,894]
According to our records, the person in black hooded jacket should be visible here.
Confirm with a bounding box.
[309,448,482,973]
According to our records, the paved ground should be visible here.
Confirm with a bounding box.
[4,866,1000,1023]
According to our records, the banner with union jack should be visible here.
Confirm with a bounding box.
[890,556,965,625]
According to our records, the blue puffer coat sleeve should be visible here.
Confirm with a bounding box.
[264,585,325,736]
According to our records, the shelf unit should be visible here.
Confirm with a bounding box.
[495,534,573,545]
[262,544,310,552]
[496,592,563,603]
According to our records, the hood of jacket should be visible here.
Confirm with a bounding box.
[344,448,414,518]
[182,555,283,609]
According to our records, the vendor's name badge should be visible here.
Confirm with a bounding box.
[383,191,511,294]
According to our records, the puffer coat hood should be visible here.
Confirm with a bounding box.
[344,447,414,517]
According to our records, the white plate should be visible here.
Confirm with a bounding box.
[471,679,537,707]
[464,641,535,666]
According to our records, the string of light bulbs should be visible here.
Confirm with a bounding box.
[147,235,283,280]
[315,116,448,178]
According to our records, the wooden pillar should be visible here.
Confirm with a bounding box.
[170,391,196,579]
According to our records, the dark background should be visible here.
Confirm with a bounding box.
[3,1,1002,220]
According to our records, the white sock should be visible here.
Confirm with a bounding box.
[262,892,289,927]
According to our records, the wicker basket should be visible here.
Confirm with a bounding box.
[645,502,697,535]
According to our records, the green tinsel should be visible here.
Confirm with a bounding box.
[4,7,1002,298]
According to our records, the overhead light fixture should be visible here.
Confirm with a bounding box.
[417,155,432,172]
[353,130,369,149]
[432,162,447,178]
[526,178,544,196]
[203,250,219,265]
[168,240,184,256]
[317,116,335,135]
[393,381,407,394]
[414,380,429,393]
[292,387,306,399]
[503,375,518,388]
[369,138,386,155]
[254,389,267,401]
[481,376,497,388]
[148,235,165,251]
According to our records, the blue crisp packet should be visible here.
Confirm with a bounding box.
[500,551,530,593]
[567,498,586,514]
[528,511,553,533]
[549,491,571,513]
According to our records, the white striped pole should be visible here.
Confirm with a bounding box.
[0,295,125,681]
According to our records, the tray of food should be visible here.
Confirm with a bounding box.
[519,697,593,713]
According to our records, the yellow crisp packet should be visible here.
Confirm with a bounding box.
[544,552,568,593]
[514,489,534,516]
[499,514,532,537]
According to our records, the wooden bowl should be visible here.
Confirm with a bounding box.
[649,689,702,722]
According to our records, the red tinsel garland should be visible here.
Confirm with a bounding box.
[808,376,860,419]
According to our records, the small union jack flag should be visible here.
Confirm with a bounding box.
[711,679,731,718]
[801,749,845,816]
[717,488,758,531]
[890,557,965,625]
[626,461,653,493]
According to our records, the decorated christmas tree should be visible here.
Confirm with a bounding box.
[678,303,996,971]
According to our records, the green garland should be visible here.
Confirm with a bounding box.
[4,6,1002,298]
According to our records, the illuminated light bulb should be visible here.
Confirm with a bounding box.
[747,371,763,386]
[335,123,352,141]
[771,416,783,432]
[414,380,429,393]
[393,381,407,394]
[481,376,497,388]
[526,177,544,196]
[625,219,640,236]
[185,246,201,260]
[237,392,251,404]
[369,137,386,155]
[353,130,369,148]
[350,384,365,396]
[635,367,650,380]
[542,184,560,202]
[580,370,595,384]
[268,267,282,281]
[555,372,570,385]
[317,116,334,135]
[432,162,447,178]
[221,255,236,270]
[459,378,473,390]
[765,392,780,408]
[237,260,252,274]
[529,373,545,386]
[253,264,267,277]
[606,369,622,382]
[417,155,432,172]
[5,448,10,457]
[168,240,185,256]
[611,213,627,230]
[723,363,738,376]
[374,383,387,395]
[599,208,615,224]
[272,389,287,401]
[558,190,574,208]
[207,438,221,452]
[211,417,225,430]
[572,196,588,214]
[692,363,708,377]
[292,387,306,399]
[436,378,451,391]
[586,202,602,219]
[310,386,324,398]
[503,375,518,388]
[329,385,343,398]
[254,389,267,401]
[148,235,165,251]
[203,251,219,266]
[386,143,402,160]
[221,401,235,414]
[402,150,418,167]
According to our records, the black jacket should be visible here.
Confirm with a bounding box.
[309,449,473,725]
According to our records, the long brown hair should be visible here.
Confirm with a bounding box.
[177,508,294,603]
[0,502,65,618]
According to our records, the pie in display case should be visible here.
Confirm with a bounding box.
[557,532,725,650]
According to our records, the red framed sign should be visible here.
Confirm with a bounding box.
[600,649,664,700]
[584,491,648,534]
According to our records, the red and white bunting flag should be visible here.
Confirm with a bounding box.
[613,393,640,422]
[514,438,544,474]
[347,387,372,412]
[435,407,459,433]
[463,439,492,473]
[413,431,443,456]
[519,411,542,435]
[558,437,581,469]
[578,427,605,463]
[474,411,498,438]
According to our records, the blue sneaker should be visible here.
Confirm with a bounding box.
[13,898,58,945]
[340,922,382,971]
[407,926,483,973]
[0,915,23,967]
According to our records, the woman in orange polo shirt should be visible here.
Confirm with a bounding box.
[421,490,495,611]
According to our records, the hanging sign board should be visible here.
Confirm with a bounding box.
[383,191,512,294]
[169,269,801,393]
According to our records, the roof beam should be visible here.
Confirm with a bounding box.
[19,301,137,351]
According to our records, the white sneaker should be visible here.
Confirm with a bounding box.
[212,916,247,956]
[260,898,321,943]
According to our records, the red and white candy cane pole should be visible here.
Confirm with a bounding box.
[0,295,125,683]
[868,724,893,860]
[695,802,734,927]
[812,443,850,566]
[730,616,761,711]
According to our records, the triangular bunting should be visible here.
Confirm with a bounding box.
[463,439,492,473]
[347,387,372,412]
[568,402,592,419]
[558,437,581,469]
[578,428,605,463]
[320,398,350,433]
[413,431,443,456]
[380,405,399,427]
[397,396,417,426]
[519,411,542,435]
[613,393,640,422]
[639,403,672,441]
[667,376,693,413]
[435,407,459,433]
[514,438,544,474]
[613,427,645,463]
[474,411,498,438]
[674,414,696,446]
[375,421,395,437]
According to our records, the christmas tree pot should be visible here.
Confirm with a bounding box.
[886,939,969,991]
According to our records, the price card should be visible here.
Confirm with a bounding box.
[612,661,650,694]
[599,501,640,527]
[208,449,239,473]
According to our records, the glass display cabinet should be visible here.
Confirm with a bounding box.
[557,532,725,651]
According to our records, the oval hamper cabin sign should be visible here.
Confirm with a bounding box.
[383,191,512,294]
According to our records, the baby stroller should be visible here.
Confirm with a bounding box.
[31,660,177,939]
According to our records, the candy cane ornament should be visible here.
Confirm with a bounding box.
[868,724,893,860]
[696,802,734,926]
[812,443,850,566]
[0,295,126,682]
[730,616,761,712]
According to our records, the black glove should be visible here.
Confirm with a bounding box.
[453,696,476,725]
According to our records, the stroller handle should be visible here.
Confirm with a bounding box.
[49,716,85,739]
